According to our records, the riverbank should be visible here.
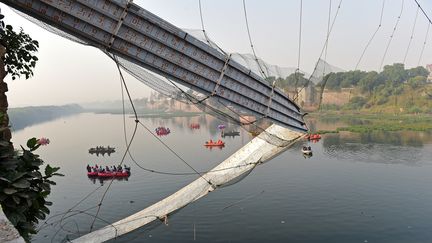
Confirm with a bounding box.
[306,112,432,133]
[0,206,24,243]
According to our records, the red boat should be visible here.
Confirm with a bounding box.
[306,134,321,140]
[87,171,130,177]
[204,140,225,147]
[190,124,200,129]
[155,127,171,136]
[97,171,130,177]
[87,171,98,176]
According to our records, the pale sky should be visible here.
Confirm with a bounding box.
[1,0,431,107]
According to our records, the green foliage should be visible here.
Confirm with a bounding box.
[407,76,427,89]
[269,72,309,90]
[318,70,369,90]
[310,113,432,133]
[345,96,367,110]
[0,13,39,80]
[319,104,341,111]
[381,63,407,85]
[0,137,63,241]
[313,63,430,113]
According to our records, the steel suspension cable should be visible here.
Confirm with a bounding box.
[90,54,140,232]
[197,0,228,55]
[414,0,432,24]
[417,22,430,65]
[294,0,303,93]
[379,0,404,70]
[322,0,332,77]
[403,5,419,63]
[242,0,268,79]
[294,0,343,102]
[355,0,386,70]
[414,0,432,66]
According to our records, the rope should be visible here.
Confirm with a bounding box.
[355,0,386,70]
[379,0,404,70]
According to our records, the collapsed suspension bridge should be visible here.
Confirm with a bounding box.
[0,0,311,242]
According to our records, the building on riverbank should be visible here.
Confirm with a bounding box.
[426,64,432,82]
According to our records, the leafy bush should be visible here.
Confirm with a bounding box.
[0,137,63,241]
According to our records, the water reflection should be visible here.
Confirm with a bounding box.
[87,176,129,185]
[88,151,115,157]
[10,113,432,243]
[322,133,423,165]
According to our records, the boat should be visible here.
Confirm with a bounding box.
[221,130,240,137]
[87,165,131,178]
[155,126,171,136]
[302,146,312,155]
[87,171,98,176]
[306,134,321,140]
[189,123,200,129]
[88,146,115,154]
[204,140,225,147]
[96,171,130,177]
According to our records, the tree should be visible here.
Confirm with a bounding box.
[407,76,427,89]
[381,63,407,85]
[0,18,39,80]
[407,66,429,79]
[1,11,39,147]
[0,11,61,242]
[358,71,378,95]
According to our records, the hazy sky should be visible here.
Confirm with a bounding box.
[1,0,431,107]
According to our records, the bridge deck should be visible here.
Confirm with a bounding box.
[3,0,307,131]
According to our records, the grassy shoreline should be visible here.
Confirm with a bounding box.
[307,112,432,133]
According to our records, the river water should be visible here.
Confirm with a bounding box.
[11,113,432,243]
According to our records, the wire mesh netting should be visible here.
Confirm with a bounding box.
[12,9,313,145]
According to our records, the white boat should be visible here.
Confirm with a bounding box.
[302,146,312,155]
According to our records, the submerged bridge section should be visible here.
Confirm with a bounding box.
[1,0,306,132]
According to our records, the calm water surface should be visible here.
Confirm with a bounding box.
[11,113,432,243]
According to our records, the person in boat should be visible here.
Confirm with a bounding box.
[124,165,130,172]
[86,164,91,172]
[308,146,311,150]
[105,166,110,172]
[118,165,122,171]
